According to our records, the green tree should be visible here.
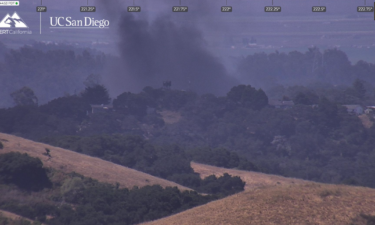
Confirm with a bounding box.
[61,177,86,201]
[83,73,102,88]
[352,78,366,99]
[188,147,247,169]
[113,92,148,117]
[294,92,311,105]
[227,85,268,110]
[0,152,51,191]
[39,95,90,121]
[293,92,318,105]
[318,97,340,129]
[10,87,38,106]
[322,48,352,84]
[81,84,111,105]
[198,173,245,196]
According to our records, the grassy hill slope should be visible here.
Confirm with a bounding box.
[143,163,375,225]
[191,162,307,190]
[143,183,375,225]
[0,209,35,224]
[0,133,190,190]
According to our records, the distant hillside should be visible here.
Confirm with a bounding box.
[141,163,375,225]
[191,162,307,191]
[0,133,190,191]
[143,183,375,225]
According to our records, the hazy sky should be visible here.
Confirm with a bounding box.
[0,0,374,96]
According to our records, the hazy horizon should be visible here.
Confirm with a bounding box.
[0,0,374,102]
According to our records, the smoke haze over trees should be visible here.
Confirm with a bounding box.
[103,12,239,96]
[0,43,106,107]
[1,40,375,108]
[1,2,375,224]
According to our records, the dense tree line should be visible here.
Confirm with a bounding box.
[187,147,258,171]
[0,42,106,107]
[268,79,374,106]
[1,79,375,188]
[0,84,109,139]
[237,47,375,90]
[1,183,217,225]
[173,98,375,187]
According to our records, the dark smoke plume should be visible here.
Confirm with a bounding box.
[99,1,238,96]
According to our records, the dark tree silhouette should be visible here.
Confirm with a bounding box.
[352,79,366,99]
[81,84,111,105]
[227,85,268,110]
[10,86,38,106]
[294,92,318,105]
[39,95,90,121]
[0,152,51,191]
[163,81,172,89]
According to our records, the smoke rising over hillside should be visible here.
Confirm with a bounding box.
[99,1,238,96]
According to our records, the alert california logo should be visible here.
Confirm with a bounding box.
[0,12,32,34]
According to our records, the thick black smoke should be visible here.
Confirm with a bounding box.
[117,14,237,94]
[98,0,238,96]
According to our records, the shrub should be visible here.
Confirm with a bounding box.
[0,152,51,191]
[198,173,245,196]
[318,188,341,198]
[360,214,375,225]
[61,177,85,201]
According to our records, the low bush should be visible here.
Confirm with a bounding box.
[0,152,51,191]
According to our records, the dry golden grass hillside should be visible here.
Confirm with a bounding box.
[143,183,375,225]
[142,163,375,225]
[0,133,190,191]
[0,209,34,223]
[191,162,307,190]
